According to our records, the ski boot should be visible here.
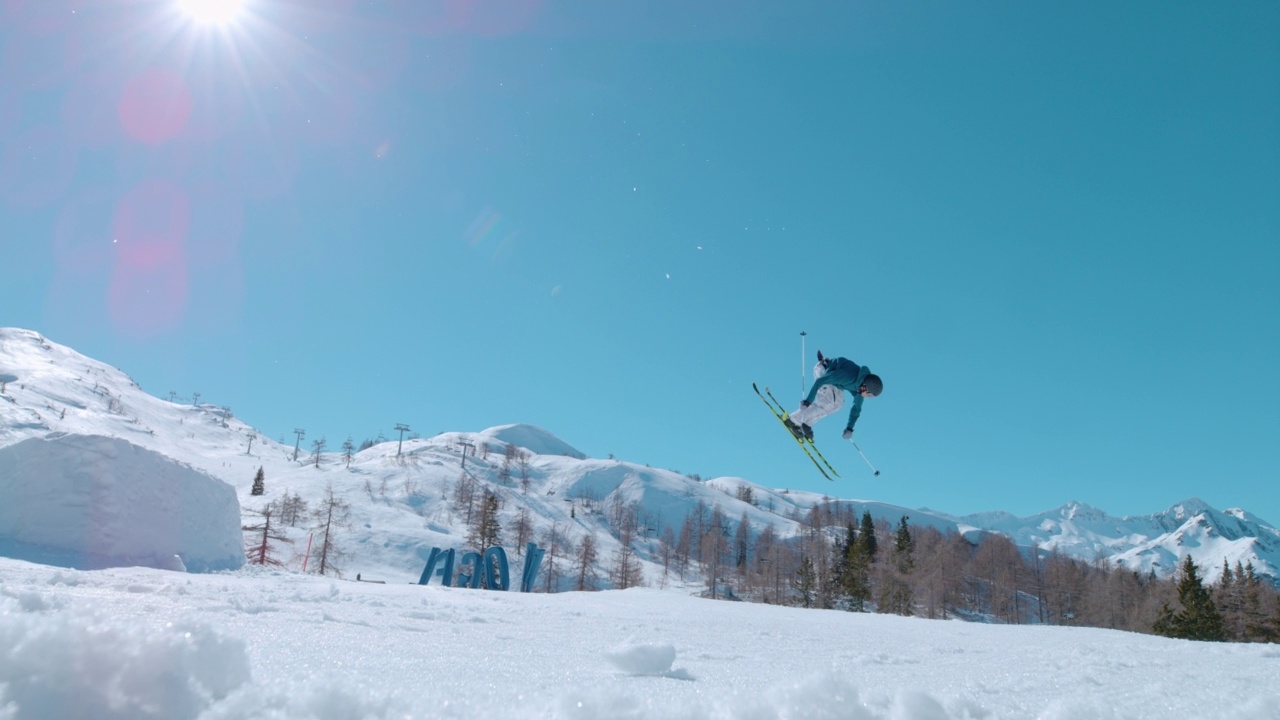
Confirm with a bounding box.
[783,416,806,441]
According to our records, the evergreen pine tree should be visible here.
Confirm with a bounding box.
[467,492,502,552]
[1153,556,1226,641]
[250,466,265,496]
[858,510,878,563]
[893,516,915,573]
[842,537,872,612]
[877,516,916,616]
[1239,561,1275,642]
[1216,559,1244,640]
[480,493,502,549]
[831,511,877,611]
[735,512,751,572]
[830,522,856,601]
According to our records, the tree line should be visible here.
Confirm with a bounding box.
[646,494,1280,642]
[242,465,1280,641]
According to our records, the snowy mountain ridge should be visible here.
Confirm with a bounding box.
[948,497,1280,582]
[1,326,1277,586]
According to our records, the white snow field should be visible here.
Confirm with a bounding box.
[1,556,1278,720]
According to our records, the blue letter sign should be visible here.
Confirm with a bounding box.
[419,543,543,592]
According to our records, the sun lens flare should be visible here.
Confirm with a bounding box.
[176,0,247,26]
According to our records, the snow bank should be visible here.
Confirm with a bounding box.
[0,434,244,572]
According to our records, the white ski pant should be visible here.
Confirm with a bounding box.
[789,362,843,428]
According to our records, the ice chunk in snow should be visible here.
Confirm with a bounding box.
[604,641,690,679]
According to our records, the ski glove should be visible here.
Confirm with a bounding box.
[842,428,853,440]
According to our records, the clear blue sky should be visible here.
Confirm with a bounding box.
[2,1,1277,519]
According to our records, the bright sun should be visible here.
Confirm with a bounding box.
[176,0,247,26]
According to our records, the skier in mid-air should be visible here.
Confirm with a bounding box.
[784,351,882,442]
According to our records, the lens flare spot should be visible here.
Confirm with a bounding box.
[118,69,191,145]
[465,207,502,247]
[109,259,190,337]
[113,180,190,264]
[109,180,191,336]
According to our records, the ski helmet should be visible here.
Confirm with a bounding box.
[862,374,883,397]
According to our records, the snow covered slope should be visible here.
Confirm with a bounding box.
[481,423,586,459]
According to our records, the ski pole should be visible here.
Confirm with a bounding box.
[800,330,807,396]
[848,439,881,476]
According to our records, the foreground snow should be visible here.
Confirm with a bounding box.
[1,557,1277,719]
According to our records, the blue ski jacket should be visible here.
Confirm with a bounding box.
[803,357,871,431]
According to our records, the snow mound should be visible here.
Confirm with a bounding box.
[603,641,692,680]
[481,424,585,459]
[604,642,676,675]
[0,596,251,720]
[0,434,245,572]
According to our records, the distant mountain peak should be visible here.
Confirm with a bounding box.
[479,424,585,459]
[1058,500,1106,520]
[1165,497,1212,520]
